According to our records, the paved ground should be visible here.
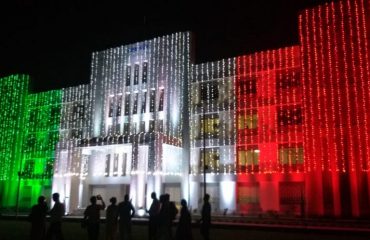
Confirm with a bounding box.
[0,215,369,240]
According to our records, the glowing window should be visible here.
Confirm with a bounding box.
[279,147,304,165]
[238,113,258,130]
[238,149,259,166]
[200,148,220,173]
[200,115,219,138]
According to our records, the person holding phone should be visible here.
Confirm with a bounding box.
[84,195,106,240]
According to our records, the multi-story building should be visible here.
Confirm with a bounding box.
[0,0,369,217]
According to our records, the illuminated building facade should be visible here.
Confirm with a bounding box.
[51,32,191,213]
[0,75,62,210]
[0,0,369,217]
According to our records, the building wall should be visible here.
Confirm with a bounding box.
[236,46,304,215]
[189,58,237,213]
[2,0,370,218]
[0,75,62,210]
[0,75,29,209]
[20,90,62,209]
[299,0,370,217]
[52,32,191,212]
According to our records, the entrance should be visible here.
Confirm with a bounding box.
[90,184,129,202]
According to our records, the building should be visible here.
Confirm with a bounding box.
[0,0,369,217]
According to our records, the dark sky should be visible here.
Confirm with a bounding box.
[0,0,330,92]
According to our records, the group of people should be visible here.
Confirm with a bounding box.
[29,193,65,240]
[28,192,212,240]
[83,193,135,240]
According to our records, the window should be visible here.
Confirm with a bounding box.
[157,119,164,132]
[134,64,139,85]
[113,154,119,176]
[132,122,137,134]
[200,82,219,101]
[123,123,130,135]
[238,184,259,204]
[140,121,145,132]
[239,77,257,94]
[116,95,122,117]
[278,107,302,126]
[141,92,147,113]
[238,113,258,130]
[149,90,156,112]
[71,129,82,139]
[23,160,35,178]
[200,148,220,173]
[200,114,219,138]
[238,148,259,166]
[142,62,148,83]
[105,154,110,177]
[133,93,139,114]
[158,88,164,111]
[279,147,303,165]
[45,159,53,178]
[121,153,127,176]
[124,93,131,116]
[276,70,300,89]
[125,65,131,86]
[149,120,155,132]
[72,103,85,121]
[108,96,114,117]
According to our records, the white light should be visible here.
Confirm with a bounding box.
[137,208,146,217]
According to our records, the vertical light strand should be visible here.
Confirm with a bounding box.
[346,0,362,172]
[317,6,331,172]
[330,2,346,172]
[356,0,370,171]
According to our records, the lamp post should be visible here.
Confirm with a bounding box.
[15,171,22,217]
[202,86,207,198]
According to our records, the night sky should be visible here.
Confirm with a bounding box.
[0,0,330,92]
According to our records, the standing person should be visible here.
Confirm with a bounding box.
[148,192,160,240]
[118,194,135,240]
[200,194,211,240]
[175,199,193,240]
[106,197,119,240]
[46,193,65,240]
[167,194,178,240]
[83,195,106,240]
[29,195,48,240]
[157,194,169,240]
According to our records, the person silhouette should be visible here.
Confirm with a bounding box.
[46,193,65,240]
[29,195,48,240]
[175,199,193,240]
[83,195,106,240]
[106,197,119,240]
[148,192,160,240]
[118,194,135,240]
[200,194,211,240]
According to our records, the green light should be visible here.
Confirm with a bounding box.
[0,75,29,208]
[19,90,62,208]
[0,75,62,209]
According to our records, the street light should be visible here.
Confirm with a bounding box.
[202,85,207,198]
